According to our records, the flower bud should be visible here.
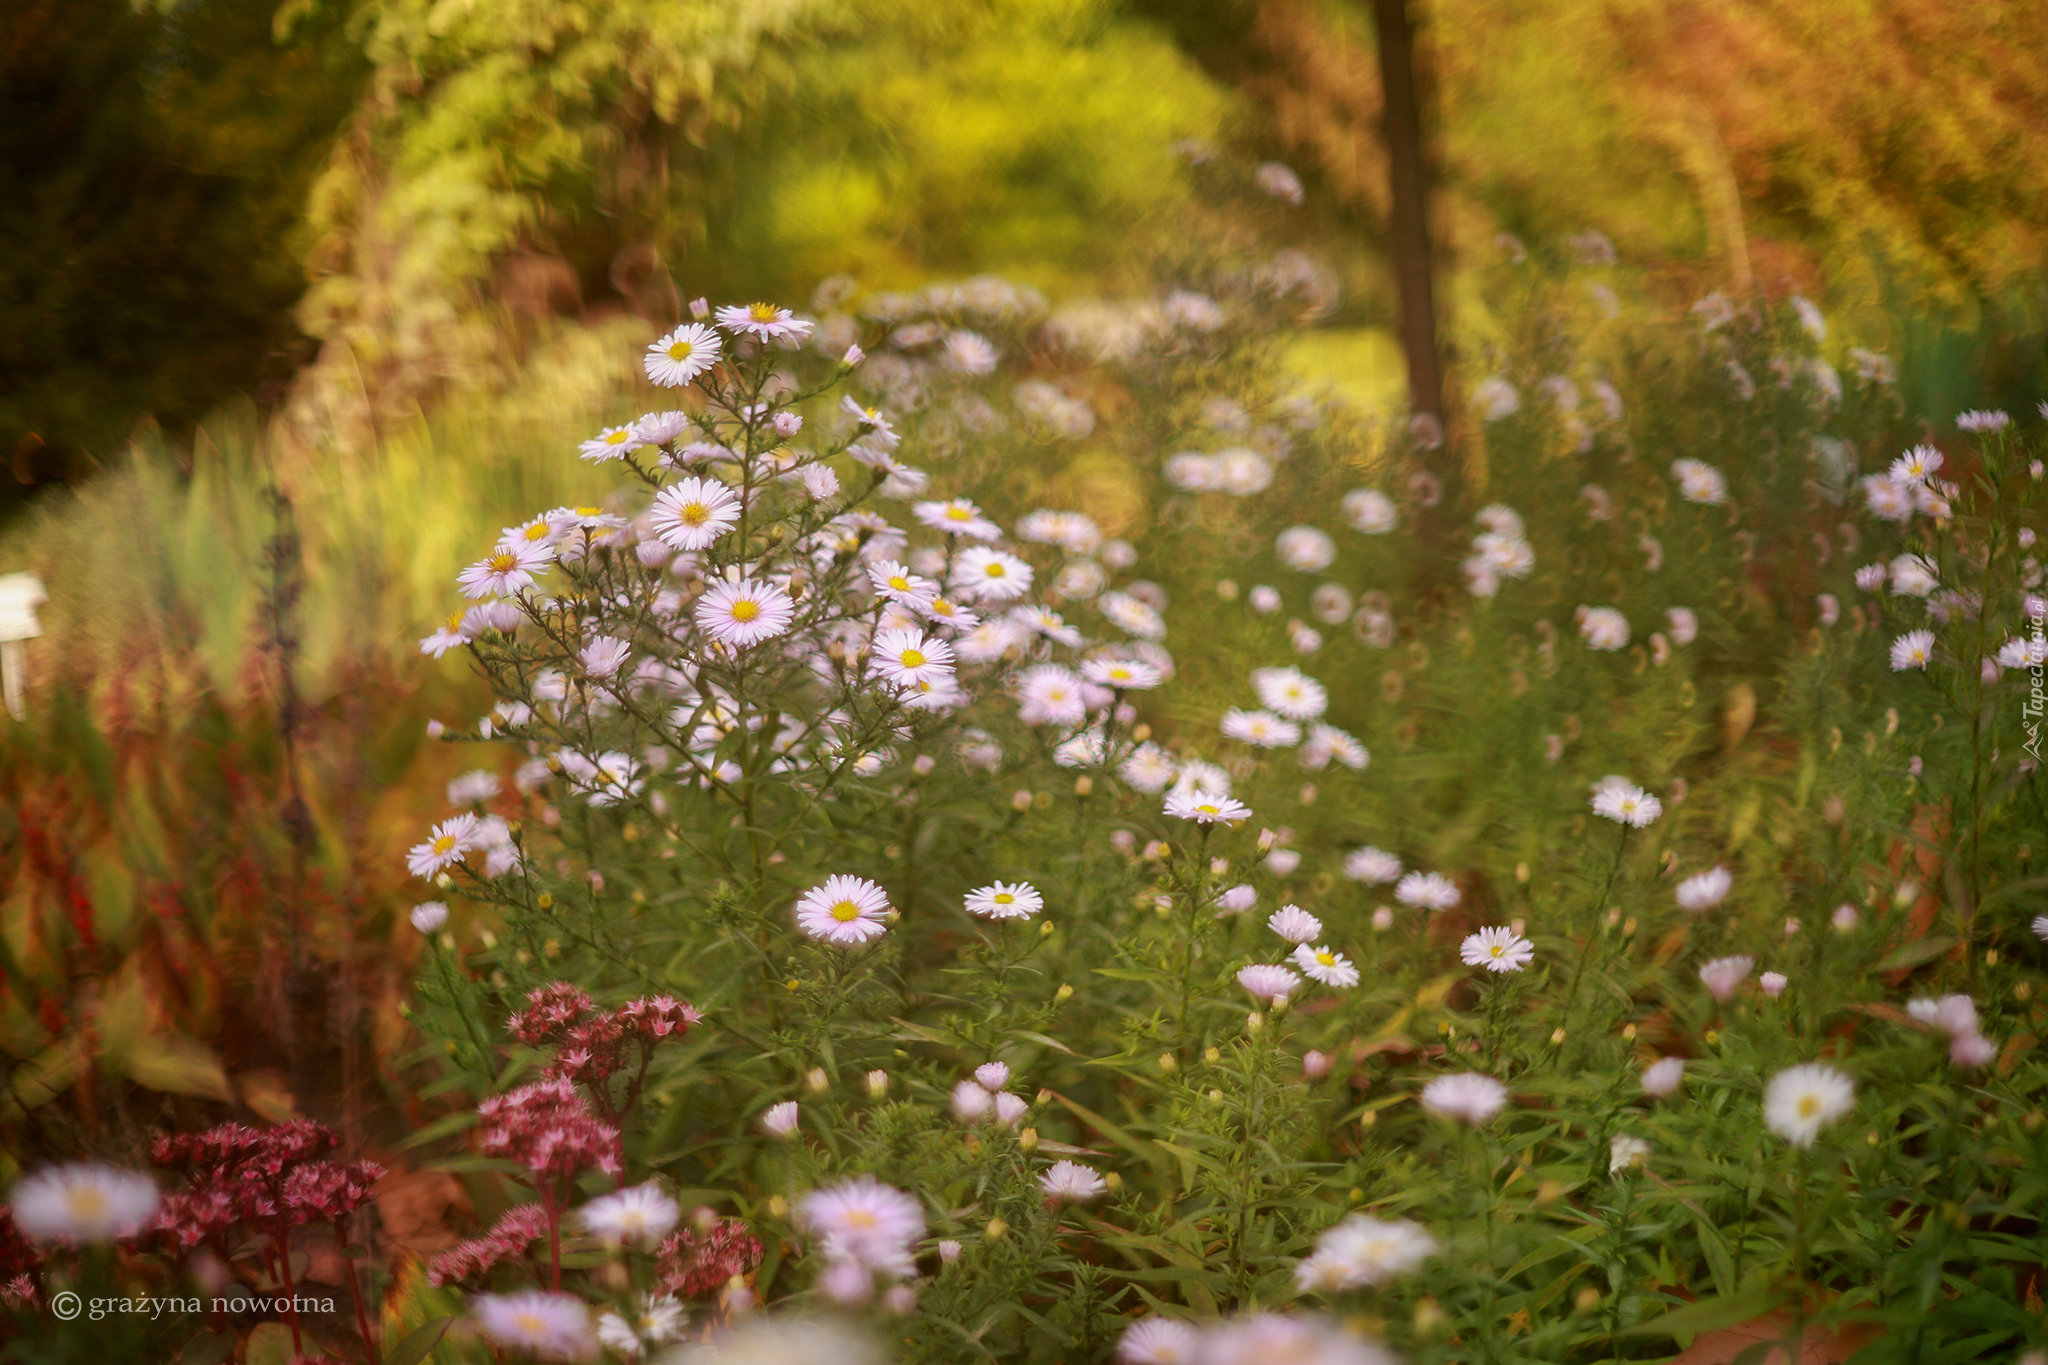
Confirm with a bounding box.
[1159,1052,1178,1074]
[1018,1127,1039,1153]
[1074,776,1094,797]
[984,1216,1008,1241]
[1302,1049,1333,1080]
[1246,1011,1265,1035]
[865,1070,890,1098]
[804,1067,829,1094]
[767,1195,789,1220]
[1054,984,1074,1004]
[938,1239,962,1263]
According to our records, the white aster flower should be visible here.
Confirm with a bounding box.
[644,324,722,386]
[913,498,1001,540]
[1015,664,1088,727]
[1578,606,1630,651]
[410,901,450,933]
[1459,926,1533,973]
[407,814,480,878]
[1763,1064,1855,1148]
[1671,458,1729,505]
[1342,489,1398,534]
[1474,376,1520,420]
[1251,666,1327,720]
[1591,780,1661,827]
[696,579,795,647]
[578,635,632,680]
[795,875,892,945]
[1698,954,1754,1001]
[1675,865,1731,912]
[577,1184,681,1247]
[1420,1073,1508,1124]
[1117,1318,1201,1365]
[1267,905,1323,944]
[1394,870,1459,910]
[1641,1056,1685,1097]
[799,1177,924,1273]
[1119,743,1178,793]
[1300,724,1368,772]
[1040,1161,1107,1204]
[1236,963,1301,1005]
[1665,606,1699,645]
[1343,847,1403,885]
[1956,409,2010,433]
[943,329,999,374]
[1888,553,1939,597]
[649,478,741,551]
[1861,475,1915,522]
[1890,630,1936,671]
[458,540,553,599]
[867,560,938,606]
[579,424,645,463]
[1166,791,1252,824]
[965,881,1042,921]
[1083,657,1164,690]
[1098,590,1168,641]
[1221,708,1301,747]
[714,301,812,343]
[951,547,1034,602]
[446,769,501,805]
[473,1291,597,1362]
[1293,1215,1437,1292]
[10,1163,159,1243]
[1276,526,1336,573]
[761,1101,801,1137]
[1292,943,1360,988]
[1608,1134,1651,1174]
[1890,444,1943,484]
[871,630,955,688]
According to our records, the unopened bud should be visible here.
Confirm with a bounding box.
[1054,984,1074,1003]
[1012,789,1033,812]
[1103,1171,1122,1193]
[804,1067,829,1094]
[1203,1047,1221,1065]
[767,1195,789,1220]
[984,1217,1008,1242]
[1074,776,1094,796]
[866,1070,890,1098]
[1247,1012,1265,1035]
[1159,1052,1178,1074]
[1018,1127,1039,1154]
[536,893,553,910]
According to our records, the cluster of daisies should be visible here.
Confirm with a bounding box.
[1236,903,1361,1005]
[1216,665,1368,772]
[410,308,1193,901]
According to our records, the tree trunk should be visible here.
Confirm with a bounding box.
[1371,0,1444,430]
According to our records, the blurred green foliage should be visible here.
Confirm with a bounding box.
[0,0,364,500]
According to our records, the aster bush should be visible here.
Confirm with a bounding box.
[14,213,2048,1365]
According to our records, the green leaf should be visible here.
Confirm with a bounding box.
[178,1332,237,1365]
[1876,936,1957,973]
[244,1323,297,1365]
[397,1109,481,1150]
[1046,1090,1167,1170]
[120,1032,232,1101]
[382,1316,454,1365]
[1619,1289,1786,1344]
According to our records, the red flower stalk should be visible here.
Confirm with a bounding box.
[426,1204,550,1286]
[655,1219,763,1299]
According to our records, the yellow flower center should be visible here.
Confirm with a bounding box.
[522,523,550,542]
[1489,944,1506,958]
[488,552,518,573]
[843,1208,877,1227]
[945,507,970,521]
[900,649,926,668]
[747,303,780,322]
[888,575,910,591]
[445,612,464,630]
[830,900,862,922]
[667,339,696,361]
[65,1187,110,1221]
[984,563,1007,578]
[514,1312,548,1335]
[1798,1095,1820,1119]
[680,502,709,526]
[432,835,457,856]
[730,600,761,623]
[993,893,1014,905]
[1196,804,1219,815]
[1317,951,1336,967]
[605,429,631,444]
[576,506,603,516]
